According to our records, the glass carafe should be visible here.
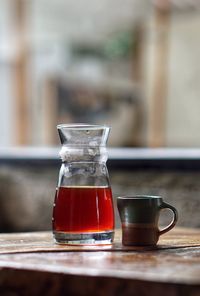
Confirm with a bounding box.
[52,124,115,245]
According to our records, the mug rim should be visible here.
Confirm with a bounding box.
[117,195,162,200]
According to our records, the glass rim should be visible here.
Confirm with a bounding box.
[57,123,111,130]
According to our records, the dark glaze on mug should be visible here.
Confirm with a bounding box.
[117,195,178,246]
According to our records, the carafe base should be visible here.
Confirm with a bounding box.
[53,230,114,245]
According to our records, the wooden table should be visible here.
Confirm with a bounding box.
[0,227,199,296]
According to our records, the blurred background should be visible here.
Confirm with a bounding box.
[1,0,200,148]
[1,0,200,232]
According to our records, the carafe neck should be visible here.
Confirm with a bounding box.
[59,145,108,163]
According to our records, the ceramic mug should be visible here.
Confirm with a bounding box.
[117,195,178,246]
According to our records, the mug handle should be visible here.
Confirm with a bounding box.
[158,202,178,236]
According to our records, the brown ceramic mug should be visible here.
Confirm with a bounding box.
[117,195,178,246]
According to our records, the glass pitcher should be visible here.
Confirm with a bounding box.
[52,124,115,245]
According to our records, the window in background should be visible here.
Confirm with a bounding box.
[1,0,200,148]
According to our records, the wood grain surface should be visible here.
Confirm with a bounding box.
[0,227,200,254]
[0,227,199,296]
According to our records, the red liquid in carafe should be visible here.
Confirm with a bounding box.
[52,186,114,233]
